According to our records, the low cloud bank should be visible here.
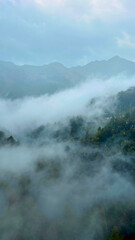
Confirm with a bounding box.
[0,75,134,135]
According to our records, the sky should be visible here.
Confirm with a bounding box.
[0,0,135,66]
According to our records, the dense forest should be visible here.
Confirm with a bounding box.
[0,87,135,240]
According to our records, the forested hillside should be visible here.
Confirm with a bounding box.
[0,87,135,240]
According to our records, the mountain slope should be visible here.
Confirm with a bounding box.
[0,56,135,98]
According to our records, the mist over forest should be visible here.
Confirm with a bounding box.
[0,56,135,240]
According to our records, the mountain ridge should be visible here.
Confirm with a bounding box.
[0,56,135,98]
[0,56,132,68]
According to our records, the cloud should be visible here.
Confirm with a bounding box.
[33,0,124,22]
[0,76,134,136]
[1,0,125,22]
[117,32,135,48]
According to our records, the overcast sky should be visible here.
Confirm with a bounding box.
[0,0,135,66]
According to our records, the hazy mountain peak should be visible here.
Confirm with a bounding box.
[109,55,122,61]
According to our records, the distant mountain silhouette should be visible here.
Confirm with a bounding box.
[0,56,135,98]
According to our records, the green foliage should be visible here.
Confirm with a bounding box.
[82,109,135,154]
[108,227,124,240]
[117,87,135,115]
[121,140,135,153]
[70,116,84,140]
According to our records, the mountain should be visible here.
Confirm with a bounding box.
[78,56,135,78]
[0,56,135,98]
